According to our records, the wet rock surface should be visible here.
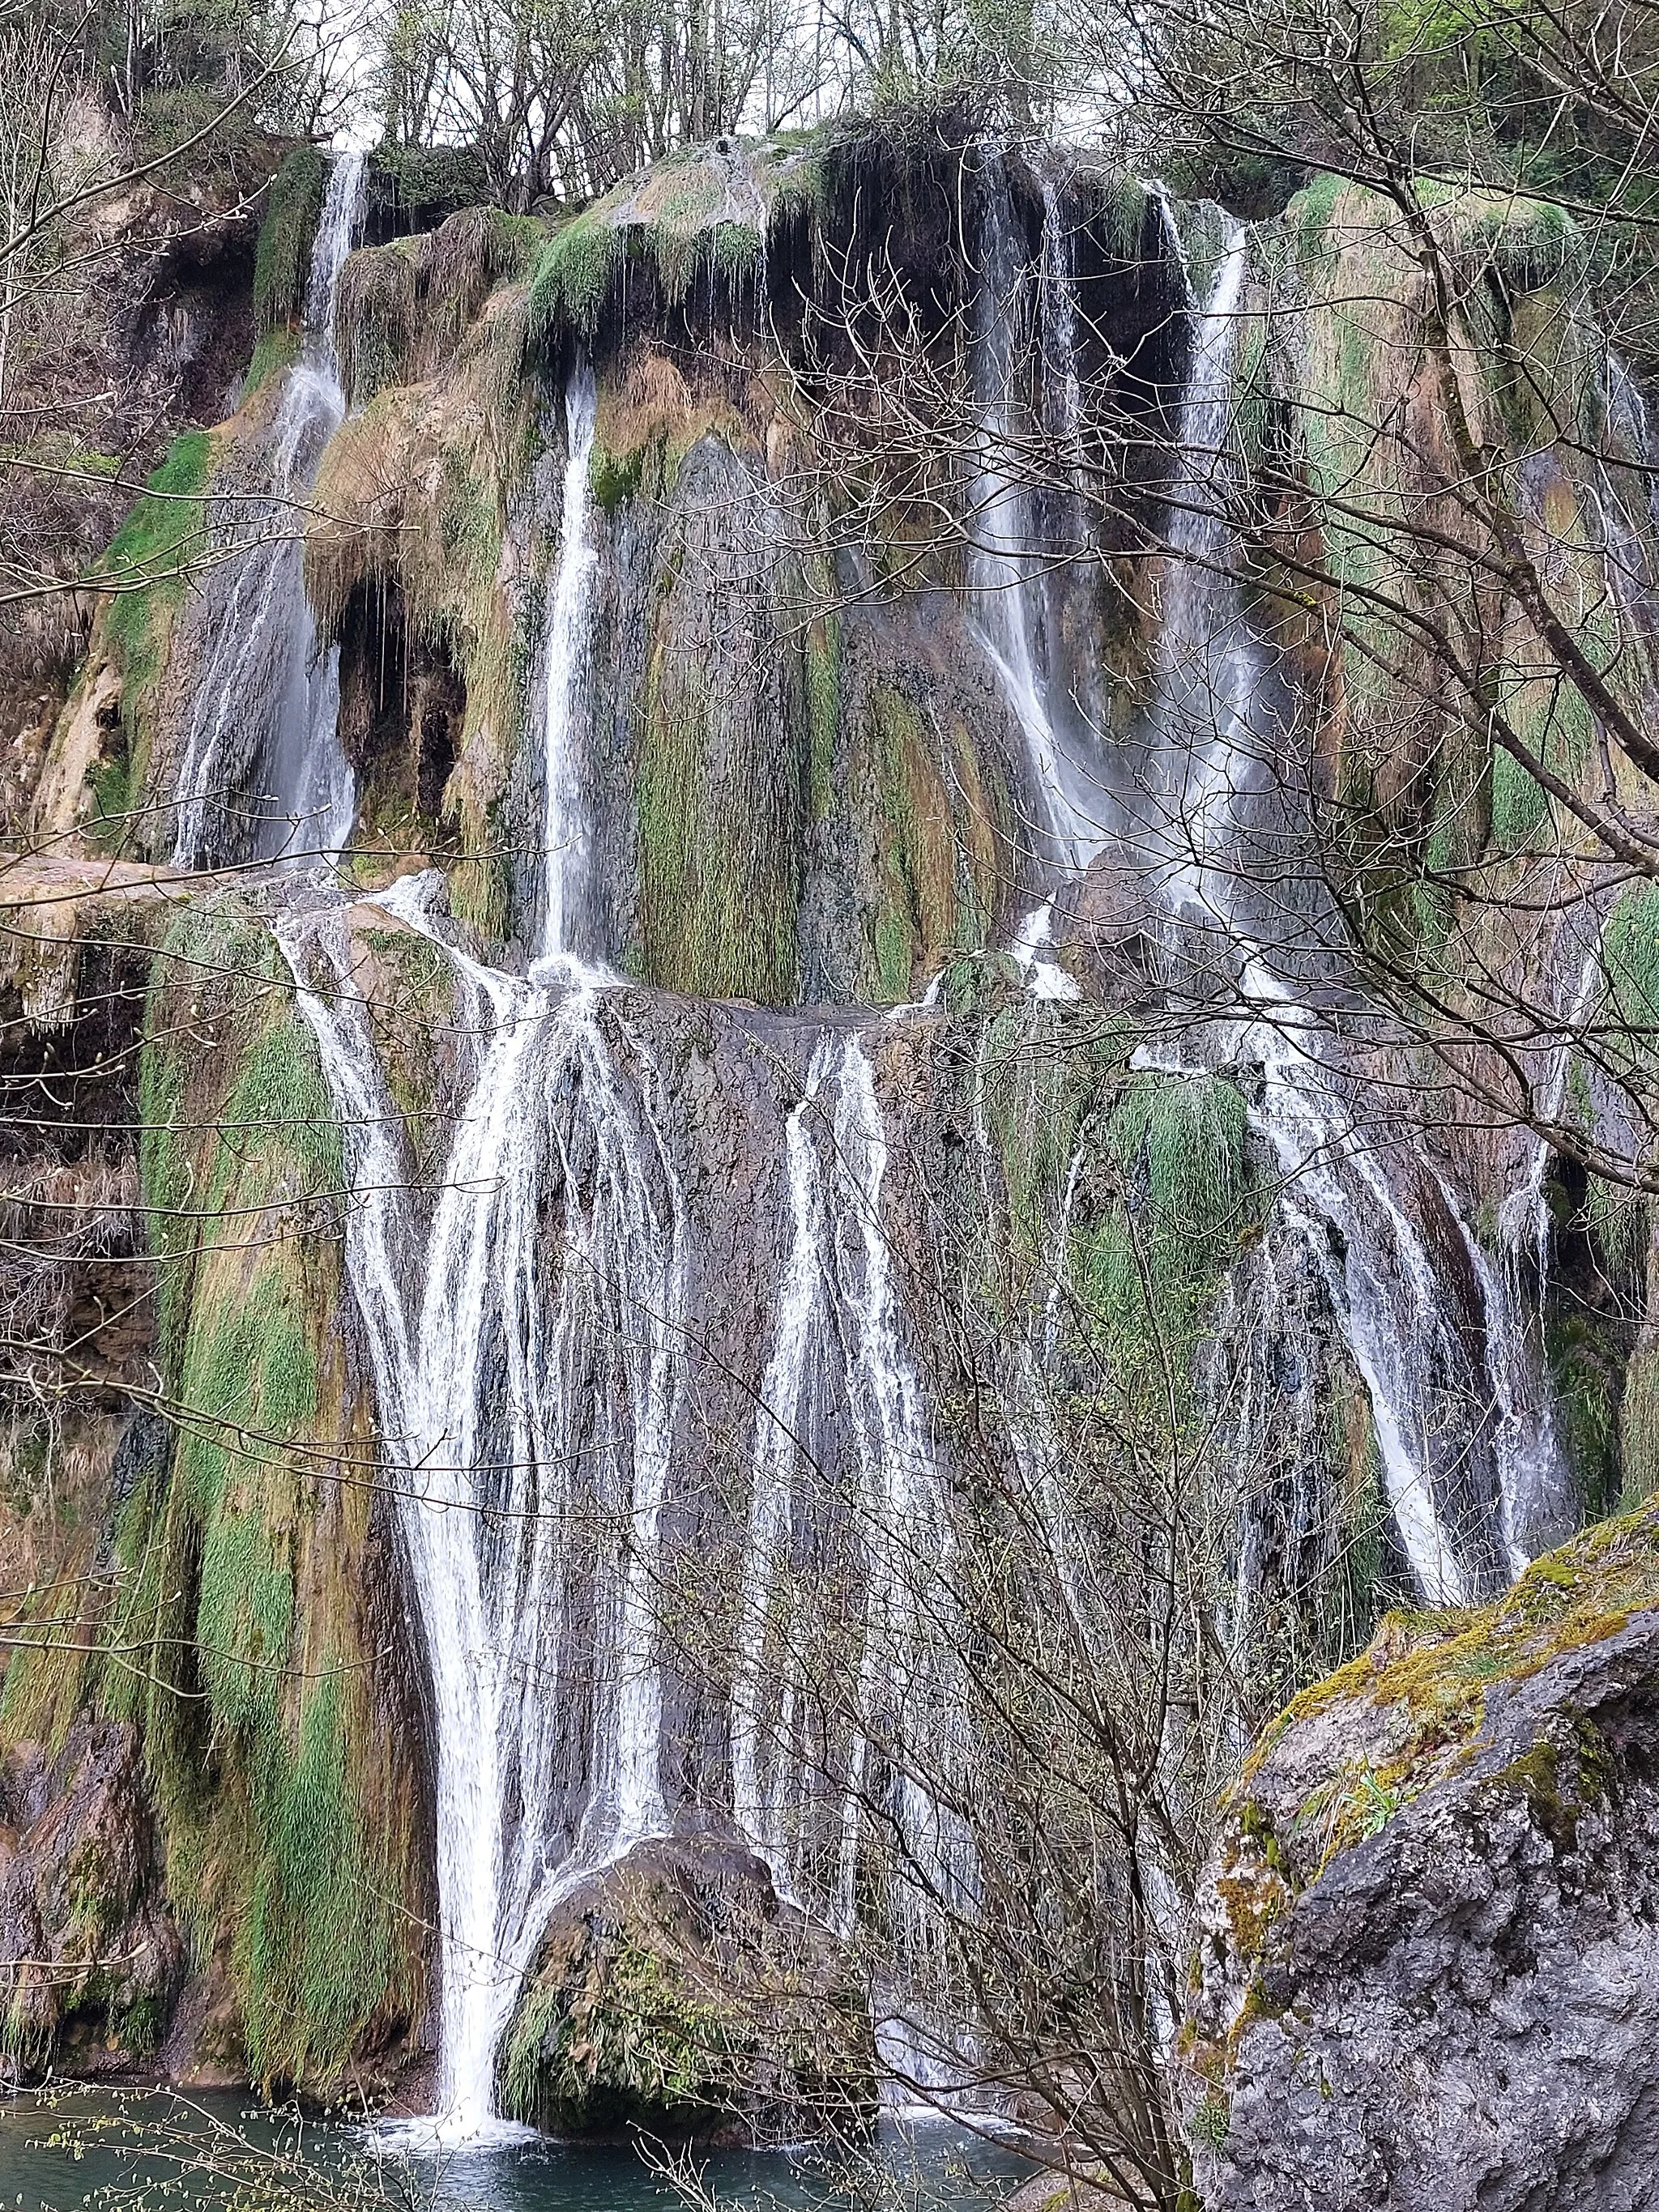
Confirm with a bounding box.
[0,1717,182,2076]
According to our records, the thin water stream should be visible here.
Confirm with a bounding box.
[173,151,364,869]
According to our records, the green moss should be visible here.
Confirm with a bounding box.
[1586,1174,1644,1271]
[1090,172,1149,258]
[634,603,800,1004]
[805,613,840,822]
[865,684,991,1003]
[1490,747,1550,850]
[1490,661,1595,854]
[1249,1496,1659,1821]
[1547,1316,1621,1517]
[1287,173,1346,270]
[501,1938,733,2129]
[243,323,300,399]
[1068,1072,1255,1422]
[254,146,326,330]
[1603,880,1659,1059]
[242,1667,402,2086]
[529,194,763,345]
[1474,196,1584,296]
[529,213,626,340]
[103,434,214,630]
[95,429,215,827]
[591,437,645,514]
[116,903,418,2085]
[1191,2089,1231,2150]
[1618,1340,1659,1507]
[357,926,456,1155]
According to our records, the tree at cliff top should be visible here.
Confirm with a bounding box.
[369,0,1088,202]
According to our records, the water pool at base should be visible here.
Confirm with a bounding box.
[0,2090,1034,2212]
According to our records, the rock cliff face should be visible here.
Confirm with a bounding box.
[1180,1507,1659,2210]
[0,130,288,831]
[4,103,1659,2170]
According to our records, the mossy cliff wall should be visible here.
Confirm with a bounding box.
[8,113,1659,2138]
[1,889,432,2094]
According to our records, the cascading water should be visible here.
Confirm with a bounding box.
[269,313,982,2125]
[969,150,1088,1003]
[173,151,364,870]
[1135,227,1549,1600]
[539,360,601,960]
[727,1029,977,2103]
[284,364,689,2135]
[736,1046,961,1860]
[147,128,1611,2145]
[973,177,1567,1600]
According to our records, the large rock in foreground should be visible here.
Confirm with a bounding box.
[1180,1502,1659,2210]
[498,1836,877,2143]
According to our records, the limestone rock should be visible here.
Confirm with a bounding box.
[0,1715,182,2077]
[1179,1505,1659,2210]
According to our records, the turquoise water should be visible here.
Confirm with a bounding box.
[0,2090,1032,2212]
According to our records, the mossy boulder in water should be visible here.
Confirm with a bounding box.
[1179,1501,1659,2209]
[498,1837,877,2142]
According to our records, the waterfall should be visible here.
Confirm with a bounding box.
[726,1029,977,2108]
[970,149,1089,1000]
[173,151,364,870]
[731,1034,973,1935]
[539,362,600,961]
[966,202,1566,1600]
[284,362,687,2136]
[1039,177,1085,479]
[288,930,686,2134]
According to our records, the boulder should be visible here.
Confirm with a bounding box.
[1179,1502,1659,2210]
[498,1835,877,2144]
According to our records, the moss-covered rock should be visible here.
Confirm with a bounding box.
[1180,1499,1659,2210]
[499,1838,876,2143]
[0,1716,182,2074]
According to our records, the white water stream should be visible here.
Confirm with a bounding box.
[284,367,689,2137]
[975,188,1568,1601]
[174,151,364,869]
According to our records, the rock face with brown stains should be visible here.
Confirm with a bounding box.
[1179,1507,1659,2212]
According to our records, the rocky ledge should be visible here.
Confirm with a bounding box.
[1179,1501,1659,2211]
